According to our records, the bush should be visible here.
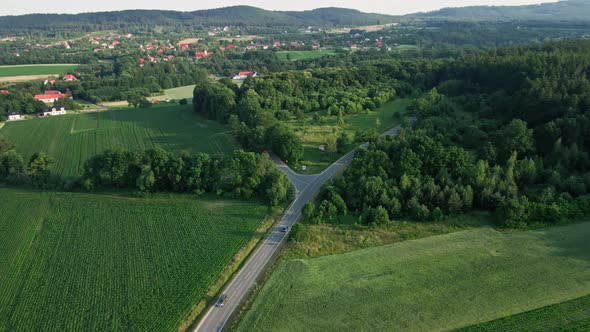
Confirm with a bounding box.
[289,223,307,242]
[361,206,389,225]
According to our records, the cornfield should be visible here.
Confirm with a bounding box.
[0,187,268,331]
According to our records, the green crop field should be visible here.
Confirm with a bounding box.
[238,224,590,331]
[0,187,269,331]
[276,50,337,61]
[459,294,590,332]
[288,98,411,173]
[0,64,79,77]
[0,105,237,176]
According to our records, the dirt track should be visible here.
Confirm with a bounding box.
[0,74,58,83]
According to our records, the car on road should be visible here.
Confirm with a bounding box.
[215,294,228,307]
[280,226,289,232]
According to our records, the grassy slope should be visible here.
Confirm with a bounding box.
[459,294,590,332]
[238,223,590,331]
[153,85,197,103]
[0,187,269,331]
[0,105,237,176]
[0,64,78,77]
[275,50,337,61]
[288,98,410,173]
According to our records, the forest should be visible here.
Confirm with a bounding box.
[305,40,590,227]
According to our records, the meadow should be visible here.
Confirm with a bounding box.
[288,98,411,173]
[0,187,270,331]
[153,85,196,103]
[0,64,78,77]
[275,50,337,61]
[238,223,590,331]
[0,105,237,176]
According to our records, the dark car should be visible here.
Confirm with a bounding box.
[215,294,228,307]
[280,226,289,232]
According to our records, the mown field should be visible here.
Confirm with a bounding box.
[288,98,410,173]
[0,105,237,176]
[238,223,590,331]
[153,85,196,103]
[0,64,78,77]
[459,294,590,332]
[275,50,337,61]
[0,187,270,331]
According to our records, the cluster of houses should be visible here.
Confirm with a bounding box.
[7,107,67,121]
[90,33,131,52]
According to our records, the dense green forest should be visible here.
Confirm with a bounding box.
[410,0,590,22]
[306,40,590,227]
[0,7,395,35]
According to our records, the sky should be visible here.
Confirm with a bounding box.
[1,0,559,16]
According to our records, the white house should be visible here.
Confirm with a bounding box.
[7,112,22,121]
[41,107,66,117]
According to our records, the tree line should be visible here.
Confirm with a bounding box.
[0,136,293,206]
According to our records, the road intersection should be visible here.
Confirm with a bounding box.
[194,124,406,332]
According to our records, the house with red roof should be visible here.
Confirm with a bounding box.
[232,71,257,80]
[195,51,212,59]
[34,90,69,103]
[227,44,237,49]
[63,74,78,81]
[0,89,9,95]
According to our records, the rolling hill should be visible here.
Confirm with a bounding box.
[412,0,590,22]
[0,6,397,33]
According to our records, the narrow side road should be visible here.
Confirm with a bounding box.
[194,124,407,332]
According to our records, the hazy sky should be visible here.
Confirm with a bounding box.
[1,0,559,16]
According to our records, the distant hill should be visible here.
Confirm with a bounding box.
[0,6,397,33]
[411,0,590,22]
[284,7,397,26]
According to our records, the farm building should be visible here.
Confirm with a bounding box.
[233,71,257,80]
[40,107,66,117]
[0,89,9,94]
[63,74,78,81]
[7,112,22,121]
[34,90,69,103]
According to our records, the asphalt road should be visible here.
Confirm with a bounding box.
[194,124,406,332]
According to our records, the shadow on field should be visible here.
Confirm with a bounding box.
[538,222,590,262]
